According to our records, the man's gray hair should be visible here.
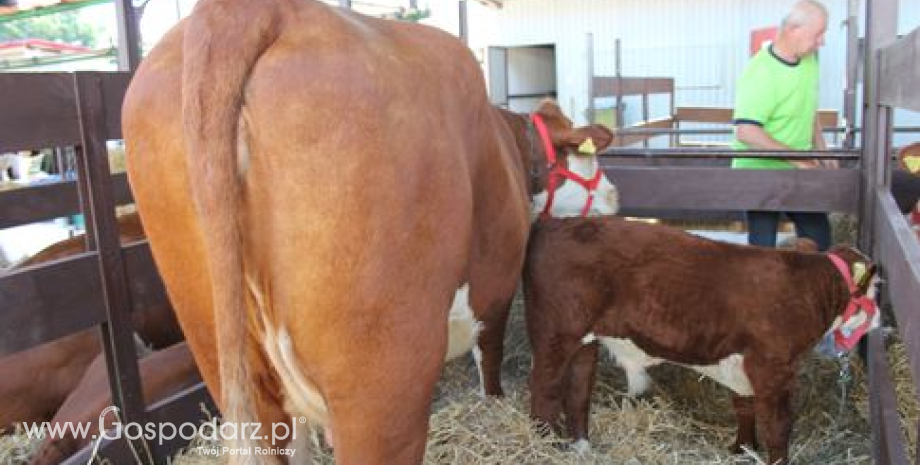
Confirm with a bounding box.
[781,0,828,29]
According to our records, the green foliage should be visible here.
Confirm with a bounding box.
[0,10,103,48]
[393,7,431,22]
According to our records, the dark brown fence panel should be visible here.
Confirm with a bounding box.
[0,173,133,230]
[0,242,165,357]
[0,253,105,355]
[602,166,859,215]
[0,72,131,153]
[0,74,80,152]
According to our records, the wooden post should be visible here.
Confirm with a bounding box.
[114,0,141,71]
[842,0,859,149]
[858,0,897,254]
[615,38,623,129]
[73,72,152,464]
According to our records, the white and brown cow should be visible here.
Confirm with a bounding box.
[122,0,615,463]
[523,216,880,465]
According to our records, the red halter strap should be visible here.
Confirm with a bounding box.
[530,113,603,219]
[826,253,877,351]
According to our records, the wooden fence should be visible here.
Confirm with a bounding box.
[0,72,213,465]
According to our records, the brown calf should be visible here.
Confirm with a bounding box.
[524,216,880,464]
[27,342,199,465]
[0,212,183,434]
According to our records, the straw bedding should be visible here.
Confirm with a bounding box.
[3,295,913,464]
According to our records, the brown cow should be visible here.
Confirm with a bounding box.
[122,0,615,463]
[28,342,199,465]
[523,216,880,465]
[0,212,183,433]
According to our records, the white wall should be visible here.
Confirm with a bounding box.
[460,0,920,134]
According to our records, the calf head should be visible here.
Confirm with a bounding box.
[500,100,619,218]
[898,142,920,175]
[823,246,881,352]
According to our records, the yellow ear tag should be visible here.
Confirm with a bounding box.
[577,138,597,155]
[852,262,867,283]
[904,156,920,174]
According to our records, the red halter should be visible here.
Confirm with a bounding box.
[531,113,603,219]
[826,253,878,351]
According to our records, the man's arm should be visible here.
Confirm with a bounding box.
[813,117,839,168]
[735,123,819,168]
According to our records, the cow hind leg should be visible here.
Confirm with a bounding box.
[474,295,514,396]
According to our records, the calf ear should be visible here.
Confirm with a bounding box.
[555,125,616,153]
[856,264,879,295]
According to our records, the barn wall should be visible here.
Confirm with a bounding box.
[445,0,920,136]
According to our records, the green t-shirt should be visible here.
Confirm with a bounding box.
[732,46,819,169]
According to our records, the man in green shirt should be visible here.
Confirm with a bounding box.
[732,0,832,250]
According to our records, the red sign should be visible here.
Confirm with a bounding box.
[750,27,778,56]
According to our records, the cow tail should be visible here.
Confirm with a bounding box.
[181,0,280,456]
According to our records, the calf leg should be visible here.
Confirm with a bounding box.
[563,342,599,444]
[529,336,580,436]
[749,365,795,465]
[729,395,757,454]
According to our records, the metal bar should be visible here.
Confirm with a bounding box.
[458,1,468,45]
[843,0,860,148]
[614,38,622,128]
[73,72,152,464]
[608,126,920,138]
[601,148,860,159]
[586,33,595,124]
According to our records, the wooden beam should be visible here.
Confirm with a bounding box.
[859,0,899,253]
[874,191,920,386]
[868,330,911,465]
[612,117,674,147]
[0,173,133,230]
[879,27,920,113]
[600,166,859,213]
[0,242,168,357]
[0,72,130,152]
